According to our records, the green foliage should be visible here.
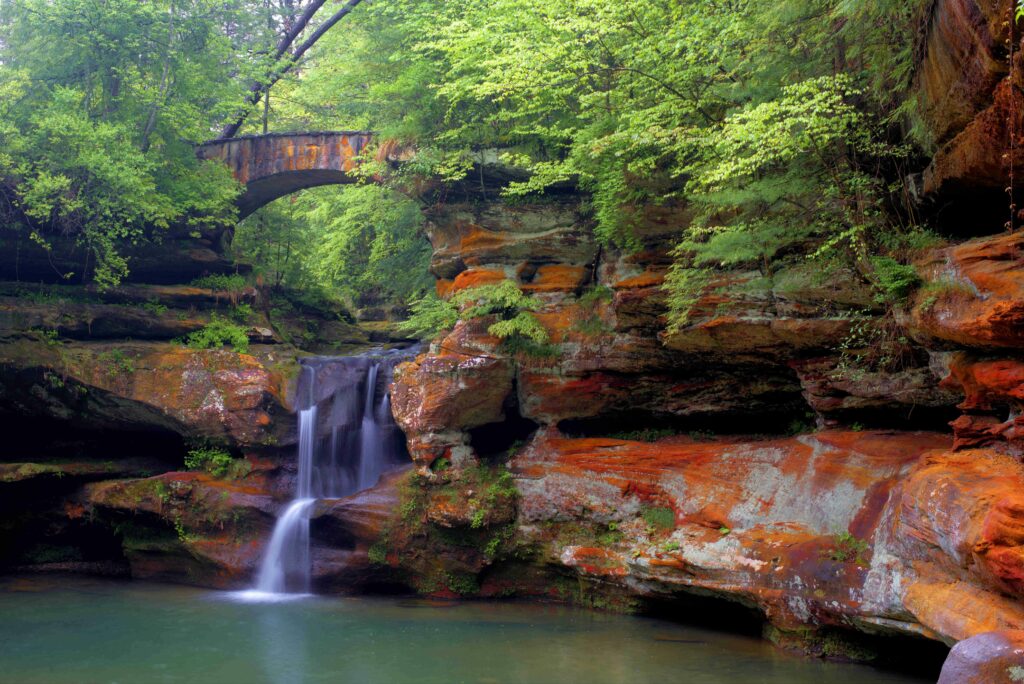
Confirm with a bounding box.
[786,413,817,436]
[401,280,555,352]
[33,328,61,346]
[597,522,624,547]
[572,314,611,337]
[824,531,870,566]
[230,303,254,323]
[191,274,248,294]
[0,0,254,286]
[917,277,975,314]
[184,445,234,478]
[454,280,539,318]
[484,524,516,559]
[368,537,389,565]
[577,286,613,307]
[98,349,136,379]
[398,293,459,340]
[640,506,675,533]
[486,312,548,345]
[832,313,915,380]
[454,280,552,356]
[234,185,432,309]
[869,257,920,305]
[184,315,249,354]
[446,572,480,595]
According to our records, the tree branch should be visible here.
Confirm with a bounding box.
[218,0,365,139]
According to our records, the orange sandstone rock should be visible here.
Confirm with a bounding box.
[911,232,1024,350]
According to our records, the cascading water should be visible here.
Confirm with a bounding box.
[239,348,416,600]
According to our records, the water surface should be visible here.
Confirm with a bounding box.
[0,575,934,684]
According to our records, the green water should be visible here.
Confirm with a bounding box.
[0,575,933,684]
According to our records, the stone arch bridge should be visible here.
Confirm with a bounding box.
[196,131,376,218]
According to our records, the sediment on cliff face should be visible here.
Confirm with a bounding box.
[381,126,1024,674]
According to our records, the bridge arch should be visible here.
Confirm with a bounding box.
[196,131,374,218]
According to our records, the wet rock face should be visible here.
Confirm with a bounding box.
[0,341,293,449]
[906,231,1024,453]
[937,630,1024,684]
[511,431,954,636]
[385,89,1024,662]
[83,471,276,587]
[499,429,1024,647]
[914,0,1024,209]
[391,198,899,471]
[425,200,597,285]
[910,232,1024,350]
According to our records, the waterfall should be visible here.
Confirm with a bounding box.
[251,498,315,594]
[357,363,382,492]
[237,348,416,599]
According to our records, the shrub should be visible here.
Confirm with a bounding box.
[453,280,541,319]
[190,273,247,292]
[230,303,254,322]
[99,349,136,379]
[142,299,168,316]
[398,292,459,340]
[869,256,920,305]
[399,280,556,355]
[184,445,234,478]
[185,315,249,353]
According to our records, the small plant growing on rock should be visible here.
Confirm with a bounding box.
[458,281,555,357]
[33,328,61,346]
[917,277,975,315]
[184,445,234,478]
[230,303,254,322]
[640,506,675,533]
[577,285,613,306]
[368,536,389,565]
[400,281,556,356]
[824,531,870,566]
[786,413,816,436]
[398,292,459,340]
[142,299,168,316]
[184,315,249,354]
[597,521,624,547]
[868,256,920,306]
[99,349,136,379]
[446,571,480,595]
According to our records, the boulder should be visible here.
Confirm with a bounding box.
[938,630,1024,684]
